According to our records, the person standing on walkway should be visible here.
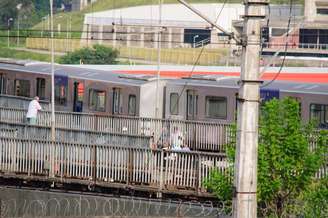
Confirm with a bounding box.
[170,127,184,150]
[26,96,42,125]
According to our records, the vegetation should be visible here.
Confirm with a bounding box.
[0,46,60,62]
[59,44,119,64]
[0,0,74,30]
[204,97,328,217]
[302,178,328,217]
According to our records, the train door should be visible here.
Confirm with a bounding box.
[73,82,84,112]
[0,73,6,94]
[112,88,122,114]
[186,90,198,120]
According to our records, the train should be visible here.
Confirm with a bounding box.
[0,59,328,127]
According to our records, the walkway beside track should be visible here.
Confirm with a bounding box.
[0,137,227,197]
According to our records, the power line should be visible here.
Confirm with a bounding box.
[3,34,326,48]
[3,28,328,37]
[261,0,293,88]
[215,0,228,24]
[169,2,229,116]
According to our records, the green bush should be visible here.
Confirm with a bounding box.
[204,97,328,217]
[59,44,119,64]
[302,177,328,218]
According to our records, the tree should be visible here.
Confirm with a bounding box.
[59,45,119,64]
[205,97,328,217]
[0,0,33,28]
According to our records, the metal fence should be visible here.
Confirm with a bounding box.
[0,94,50,110]
[0,137,227,195]
[0,121,152,148]
[0,106,232,152]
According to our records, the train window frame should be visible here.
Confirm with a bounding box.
[170,93,179,115]
[89,89,106,112]
[128,94,137,116]
[112,88,122,114]
[205,96,227,119]
[14,79,30,98]
[187,90,198,119]
[55,76,68,106]
[36,78,46,100]
[317,8,328,15]
[0,73,7,94]
[310,103,328,127]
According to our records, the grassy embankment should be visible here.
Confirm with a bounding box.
[0,32,60,62]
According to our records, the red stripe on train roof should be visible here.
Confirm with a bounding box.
[114,70,328,83]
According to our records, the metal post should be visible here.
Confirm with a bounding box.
[16,3,22,47]
[7,26,9,48]
[66,17,69,52]
[69,16,72,51]
[49,0,56,179]
[193,35,199,48]
[41,18,44,37]
[155,0,162,118]
[233,1,268,218]
[17,18,20,47]
[50,0,55,142]
[7,18,13,48]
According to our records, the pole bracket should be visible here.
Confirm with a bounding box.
[236,97,260,103]
[238,79,263,84]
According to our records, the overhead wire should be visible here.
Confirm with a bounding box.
[261,0,293,88]
[169,1,228,116]
[3,34,318,48]
[260,3,271,62]
[2,28,326,37]
[215,0,228,24]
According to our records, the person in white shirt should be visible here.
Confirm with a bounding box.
[26,96,42,125]
[170,127,184,150]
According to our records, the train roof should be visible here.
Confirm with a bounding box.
[0,61,161,86]
[1,60,328,94]
[75,64,328,84]
[169,75,328,95]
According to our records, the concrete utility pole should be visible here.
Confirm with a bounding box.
[233,1,268,218]
[50,0,56,142]
[155,0,162,118]
[175,2,268,216]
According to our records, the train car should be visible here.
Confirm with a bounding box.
[0,60,166,118]
[1,59,328,127]
[164,74,328,127]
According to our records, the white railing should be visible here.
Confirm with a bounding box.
[195,37,211,48]
[0,136,325,197]
[263,42,328,51]
[0,107,233,152]
[0,94,50,110]
[0,137,228,194]
[0,121,152,148]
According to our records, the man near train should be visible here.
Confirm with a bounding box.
[26,96,42,125]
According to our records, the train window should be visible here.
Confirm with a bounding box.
[89,89,106,112]
[187,90,198,119]
[73,82,84,112]
[36,78,46,100]
[310,104,328,127]
[170,93,179,115]
[55,76,68,106]
[15,79,30,97]
[113,88,122,114]
[205,96,227,119]
[0,74,7,94]
[128,95,136,116]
